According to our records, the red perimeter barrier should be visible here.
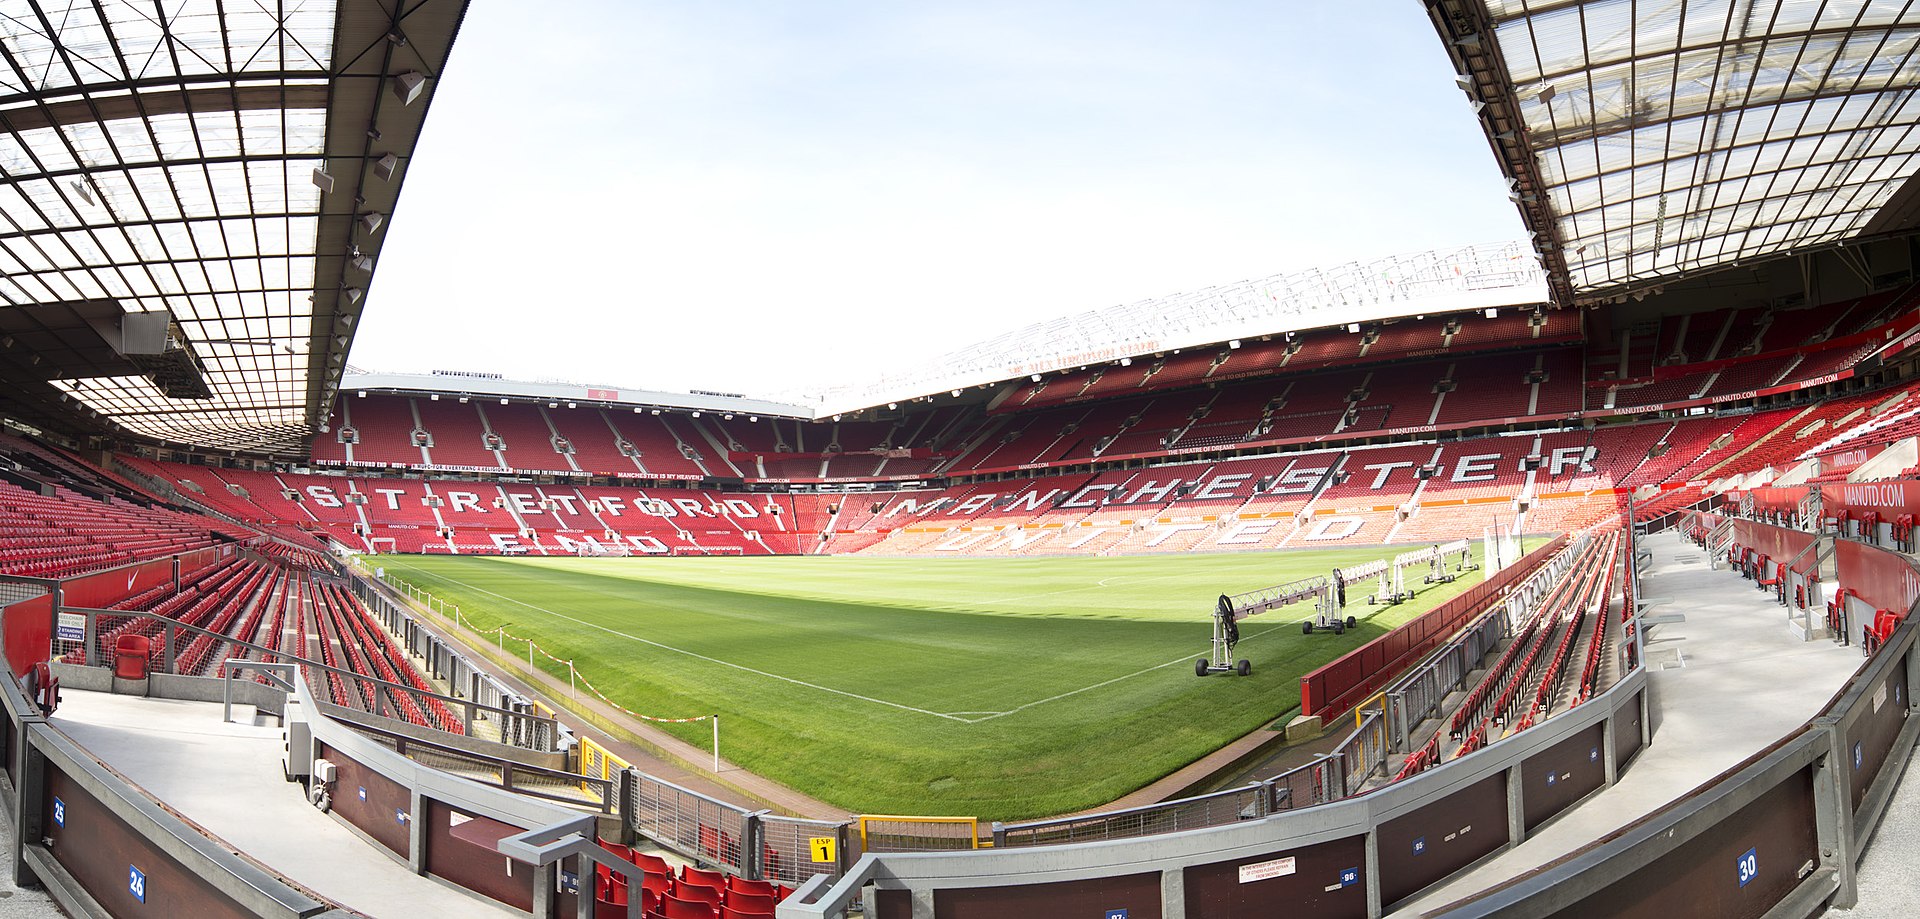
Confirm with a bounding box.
[1300,534,1571,719]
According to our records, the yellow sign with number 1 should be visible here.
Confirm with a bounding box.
[809,836,837,863]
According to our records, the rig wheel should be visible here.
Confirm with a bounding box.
[1236,660,1252,677]
[1302,621,1314,635]
[1195,658,1210,677]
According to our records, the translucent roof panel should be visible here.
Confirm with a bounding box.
[0,0,467,454]
[1477,0,1920,296]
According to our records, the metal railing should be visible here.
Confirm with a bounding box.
[62,606,565,752]
[352,574,530,720]
[994,782,1272,848]
[1387,606,1508,750]
[1336,711,1389,796]
[627,771,757,877]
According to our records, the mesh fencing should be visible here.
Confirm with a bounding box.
[1388,607,1507,751]
[996,785,1264,848]
[1337,713,1389,796]
[859,816,978,852]
[1269,756,1344,812]
[627,772,754,875]
[760,815,849,886]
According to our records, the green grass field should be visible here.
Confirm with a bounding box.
[374,546,1495,820]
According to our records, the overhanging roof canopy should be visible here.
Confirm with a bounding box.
[1437,0,1920,303]
[0,0,468,453]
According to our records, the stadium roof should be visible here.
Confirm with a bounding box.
[805,241,1548,417]
[0,0,467,454]
[1433,0,1920,305]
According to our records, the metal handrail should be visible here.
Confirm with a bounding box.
[66,606,563,745]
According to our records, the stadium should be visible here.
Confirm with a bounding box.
[0,1,1917,918]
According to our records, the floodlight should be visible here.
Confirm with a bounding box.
[691,411,700,418]
[1484,308,1498,318]
[1119,357,1131,366]
[374,153,399,182]
[352,254,374,273]
[359,212,384,234]
[312,168,335,193]
[429,393,439,401]
[1229,340,1242,349]
[390,71,427,105]
[501,399,510,405]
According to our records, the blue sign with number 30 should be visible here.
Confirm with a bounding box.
[1737,848,1758,888]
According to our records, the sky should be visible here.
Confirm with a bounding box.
[348,1,1529,402]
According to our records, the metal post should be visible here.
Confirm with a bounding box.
[713,717,720,773]
[80,606,96,668]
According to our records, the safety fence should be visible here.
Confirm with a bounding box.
[1300,533,1572,717]
[60,605,567,752]
[1385,603,1509,750]
[1380,532,1588,753]
[353,574,555,730]
[992,725,1361,849]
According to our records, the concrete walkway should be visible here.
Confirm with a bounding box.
[50,690,521,919]
[1397,530,1863,914]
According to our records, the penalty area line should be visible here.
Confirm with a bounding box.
[963,623,1292,724]
[380,560,977,723]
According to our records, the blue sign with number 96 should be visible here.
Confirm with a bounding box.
[1737,848,1757,888]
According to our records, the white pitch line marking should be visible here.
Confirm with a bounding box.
[390,559,1304,726]
[383,561,976,723]
[960,624,1290,723]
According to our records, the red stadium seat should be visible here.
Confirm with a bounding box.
[658,894,717,919]
[724,890,776,912]
[113,634,151,680]
[674,880,723,908]
[679,865,726,891]
[723,875,777,900]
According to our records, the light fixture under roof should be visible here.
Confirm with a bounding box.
[390,71,428,105]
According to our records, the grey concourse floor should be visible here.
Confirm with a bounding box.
[49,692,522,919]
[1397,531,1867,915]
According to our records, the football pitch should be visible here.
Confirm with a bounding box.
[374,545,1500,820]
